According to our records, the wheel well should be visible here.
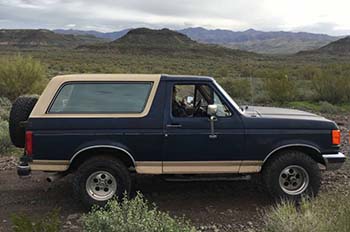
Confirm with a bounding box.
[262,146,325,169]
[69,147,135,171]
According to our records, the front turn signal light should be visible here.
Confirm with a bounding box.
[332,130,341,145]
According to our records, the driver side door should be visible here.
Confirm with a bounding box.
[163,81,245,174]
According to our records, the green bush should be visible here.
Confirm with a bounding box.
[0,97,11,121]
[264,73,296,104]
[218,78,252,103]
[0,55,47,101]
[318,101,339,114]
[11,209,61,232]
[82,193,196,232]
[0,119,12,155]
[263,194,350,232]
[312,74,350,104]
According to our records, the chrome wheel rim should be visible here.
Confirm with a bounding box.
[86,171,117,201]
[279,165,309,195]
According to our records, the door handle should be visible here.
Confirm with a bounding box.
[166,124,182,128]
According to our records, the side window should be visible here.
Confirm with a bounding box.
[172,84,231,117]
[49,82,153,113]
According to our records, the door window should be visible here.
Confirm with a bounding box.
[172,84,231,117]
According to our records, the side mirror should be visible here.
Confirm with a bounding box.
[207,104,218,116]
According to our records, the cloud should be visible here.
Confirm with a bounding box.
[0,0,349,35]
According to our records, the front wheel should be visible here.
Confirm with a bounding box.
[73,156,131,209]
[263,150,321,200]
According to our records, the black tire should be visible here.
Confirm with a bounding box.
[263,150,321,200]
[73,156,131,209]
[9,96,38,148]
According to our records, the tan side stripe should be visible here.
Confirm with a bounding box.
[239,161,263,173]
[163,161,241,174]
[30,160,69,171]
[30,160,263,174]
[135,161,162,174]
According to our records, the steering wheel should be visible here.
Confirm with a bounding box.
[193,99,203,116]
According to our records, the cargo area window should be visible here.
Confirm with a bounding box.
[49,82,153,113]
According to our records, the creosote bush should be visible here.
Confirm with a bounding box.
[0,55,47,102]
[264,72,296,104]
[0,97,11,121]
[82,193,196,232]
[312,74,350,104]
[217,78,252,103]
[0,119,12,155]
[263,194,350,232]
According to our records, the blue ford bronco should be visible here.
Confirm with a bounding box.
[9,74,345,208]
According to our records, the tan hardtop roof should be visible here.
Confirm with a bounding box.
[51,74,161,82]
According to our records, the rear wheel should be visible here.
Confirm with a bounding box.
[263,150,321,200]
[73,156,131,209]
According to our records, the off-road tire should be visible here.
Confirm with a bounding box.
[9,96,38,148]
[263,150,321,200]
[73,156,131,209]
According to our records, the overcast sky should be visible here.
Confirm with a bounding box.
[0,0,349,35]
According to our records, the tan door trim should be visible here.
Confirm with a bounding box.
[135,161,263,174]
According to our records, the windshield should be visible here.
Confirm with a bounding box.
[213,80,243,113]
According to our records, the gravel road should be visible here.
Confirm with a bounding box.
[0,114,349,232]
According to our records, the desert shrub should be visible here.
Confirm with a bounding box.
[82,193,196,232]
[218,78,252,103]
[0,55,47,101]
[264,72,296,104]
[312,74,350,104]
[263,194,350,232]
[300,65,322,80]
[11,208,61,232]
[0,119,12,155]
[0,97,11,121]
[318,101,339,113]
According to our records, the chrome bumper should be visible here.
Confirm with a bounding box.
[322,152,346,171]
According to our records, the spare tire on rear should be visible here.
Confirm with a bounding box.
[9,96,38,148]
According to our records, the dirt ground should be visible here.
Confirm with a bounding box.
[0,114,349,232]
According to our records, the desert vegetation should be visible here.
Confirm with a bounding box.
[263,194,350,232]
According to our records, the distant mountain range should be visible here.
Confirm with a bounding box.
[54,28,129,40]
[0,29,106,47]
[1,27,348,56]
[54,27,341,54]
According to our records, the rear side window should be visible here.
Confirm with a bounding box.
[49,82,153,113]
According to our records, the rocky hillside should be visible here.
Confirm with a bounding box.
[316,36,350,55]
[298,36,350,56]
[54,29,129,41]
[0,29,105,47]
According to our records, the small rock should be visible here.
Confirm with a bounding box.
[67,213,80,221]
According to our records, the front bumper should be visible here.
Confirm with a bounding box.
[322,152,346,171]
